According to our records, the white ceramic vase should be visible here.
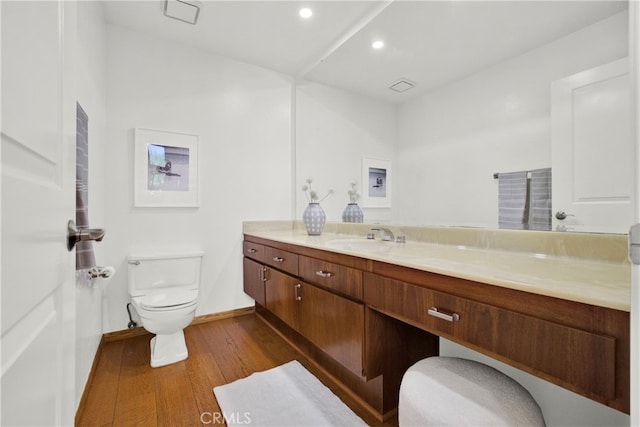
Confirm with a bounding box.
[342,203,364,223]
[303,203,326,235]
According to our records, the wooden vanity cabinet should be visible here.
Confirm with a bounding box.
[364,270,629,413]
[243,239,367,378]
[243,234,629,417]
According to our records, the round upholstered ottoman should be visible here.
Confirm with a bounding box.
[399,357,546,426]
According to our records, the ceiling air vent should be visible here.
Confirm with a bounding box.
[389,78,415,93]
[164,0,201,25]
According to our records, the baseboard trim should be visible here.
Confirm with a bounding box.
[191,306,255,325]
[102,306,256,342]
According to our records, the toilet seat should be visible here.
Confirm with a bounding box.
[139,288,198,311]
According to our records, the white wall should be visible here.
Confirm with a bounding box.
[75,1,108,407]
[102,24,292,332]
[396,11,628,228]
[295,81,397,223]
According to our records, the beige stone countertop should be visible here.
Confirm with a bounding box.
[243,222,630,312]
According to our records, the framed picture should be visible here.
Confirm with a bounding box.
[134,128,199,207]
[361,157,392,208]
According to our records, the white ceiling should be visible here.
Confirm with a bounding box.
[103,0,628,104]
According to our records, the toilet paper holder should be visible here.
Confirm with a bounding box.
[88,266,115,279]
[67,220,105,251]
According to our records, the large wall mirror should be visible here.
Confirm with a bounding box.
[295,0,632,234]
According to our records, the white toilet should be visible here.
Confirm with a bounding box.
[128,251,204,367]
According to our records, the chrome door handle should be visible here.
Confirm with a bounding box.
[428,307,460,322]
[67,220,105,251]
[247,248,257,253]
[555,211,574,220]
[272,256,284,263]
[295,283,302,301]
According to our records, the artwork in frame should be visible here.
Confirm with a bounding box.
[361,157,392,208]
[134,128,200,207]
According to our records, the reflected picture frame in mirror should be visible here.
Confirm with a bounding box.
[361,157,391,208]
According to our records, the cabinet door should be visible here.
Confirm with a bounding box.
[264,268,299,330]
[243,257,265,306]
[298,282,365,377]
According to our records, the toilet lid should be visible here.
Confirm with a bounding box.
[140,289,198,309]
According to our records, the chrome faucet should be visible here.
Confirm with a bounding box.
[370,227,395,242]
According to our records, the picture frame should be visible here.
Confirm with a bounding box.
[361,157,392,208]
[134,128,200,207]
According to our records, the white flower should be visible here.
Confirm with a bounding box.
[347,181,360,203]
[302,177,333,203]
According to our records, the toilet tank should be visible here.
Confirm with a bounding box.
[128,251,204,296]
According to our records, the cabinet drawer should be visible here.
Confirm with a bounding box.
[299,256,363,300]
[243,241,265,263]
[264,246,299,276]
[364,273,617,401]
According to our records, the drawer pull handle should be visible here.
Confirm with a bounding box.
[315,270,334,278]
[428,307,460,322]
[247,248,257,253]
[295,283,302,301]
[272,256,285,262]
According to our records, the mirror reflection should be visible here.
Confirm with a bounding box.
[296,1,632,234]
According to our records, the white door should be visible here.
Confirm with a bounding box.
[1,1,77,425]
[551,58,633,233]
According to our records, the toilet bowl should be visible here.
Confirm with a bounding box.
[128,252,204,367]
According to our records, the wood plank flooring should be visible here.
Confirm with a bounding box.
[76,313,397,426]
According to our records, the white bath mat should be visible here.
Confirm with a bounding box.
[213,360,367,426]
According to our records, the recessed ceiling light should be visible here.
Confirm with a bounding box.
[372,40,385,49]
[299,8,313,19]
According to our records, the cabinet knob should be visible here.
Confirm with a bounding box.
[272,256,285,263]
[247,248,257,253]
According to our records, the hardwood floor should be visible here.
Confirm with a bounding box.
[76,313,397,426]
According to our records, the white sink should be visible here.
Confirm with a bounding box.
[324,238,393,252]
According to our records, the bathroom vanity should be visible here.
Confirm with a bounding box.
[242,221,630,421]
